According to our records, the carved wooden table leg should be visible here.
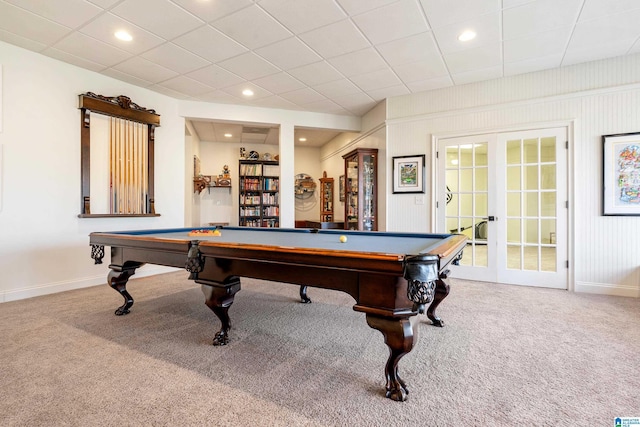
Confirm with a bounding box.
[201,280,241,346]
[366,314,416,401]
[426,277,450,327]
[107,265,141,316]
[299,285,312,303]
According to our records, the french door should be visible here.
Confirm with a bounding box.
[437,127,567,289]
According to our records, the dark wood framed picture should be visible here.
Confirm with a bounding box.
[392,155,425,194]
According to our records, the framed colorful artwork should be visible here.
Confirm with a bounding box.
[603,132,640,215]
[392,155,425,194]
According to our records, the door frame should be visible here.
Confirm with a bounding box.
[430,120,575,291]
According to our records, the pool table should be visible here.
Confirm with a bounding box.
[89,226,466,401]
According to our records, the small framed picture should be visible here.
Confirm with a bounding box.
[392,155,425,194]
[603,132,640,215]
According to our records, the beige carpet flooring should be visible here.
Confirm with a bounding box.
[1,272,638,426]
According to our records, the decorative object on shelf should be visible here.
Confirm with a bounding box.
[247,150,259,160]
[319,171,334,222]
[392,155,425,194]
[294,173,316,199]
[222,165,230,178]
[603,132,640,215]
[343,148,378,231]
[262,152,272,161]
[239,147,246,159]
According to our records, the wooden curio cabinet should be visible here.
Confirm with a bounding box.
[318,171,334,222]
[343,148,378,231]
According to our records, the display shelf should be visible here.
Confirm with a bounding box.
[343,148,378,231]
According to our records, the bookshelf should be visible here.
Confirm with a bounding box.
[239,160,280,227]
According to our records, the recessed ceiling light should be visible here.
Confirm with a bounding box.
[224,133,232,138]
[114,30,133,42]
[298,137,307,142]
[242,89,254,96]
[458,30,476,42]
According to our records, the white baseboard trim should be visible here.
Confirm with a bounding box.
[1,266,180,303]
[575,281,639,298]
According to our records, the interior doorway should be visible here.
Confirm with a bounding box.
[436,127,568,289]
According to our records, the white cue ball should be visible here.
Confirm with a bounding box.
[339,235,347,243]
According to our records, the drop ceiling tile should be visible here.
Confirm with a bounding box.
[443,42,502,74]
[142,42,210,74]
[0,2,71,45]
[504,27,572,63]
[195,90,244,105]
[255,37,321,70]
[419,0,501,28]
[349,68,402,92]
[101,67,155,87]
[299,98,347,114]
[332,93,377,115]
[404,75,453,92]
[392,58,448,83]
[562,38,635,67]
[217,52,281,80]
[211,5,291,50]
[376,31,440,66]
[186,64,245,89]
[157,75,215,97]
[0,28,48,52]
[248,95,300,110]
[579,0,640,20]
[79,12,166,55]
[220,82,273,100]
[259,0,346,34]
[147,84,192,99]
[568,10,640,49]
[451,65,502,85]
[51,32,132,67]
[312,79,362,98]
[504,53,563,76]
[335,0,399,16]
[86,0,120,8]
[172,0,254,23]
[41,47,105,72]
[111,0,204,40]
[288,61,343,86]
[503,0,582,40]
[111,56,178,83]
[4,0,102,29]
[353,0,429,45]
[327,47,387,77]
[432,12,500,54]
[299,19,370,58]
[278,87,326,105]
[173,25,247,63]
[253,72,306,94]
[366,84,410,101]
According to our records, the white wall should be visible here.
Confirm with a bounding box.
[386,53,640,297]
[294,146,322,223]
[0,41,361,302]
[0,41,186,302]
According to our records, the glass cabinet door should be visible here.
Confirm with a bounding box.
[343,148,378,231]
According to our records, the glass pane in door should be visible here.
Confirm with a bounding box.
[505,136,557,273]
[445,142,489,267]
